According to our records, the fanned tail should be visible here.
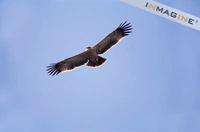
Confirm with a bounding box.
[87,56,106,67]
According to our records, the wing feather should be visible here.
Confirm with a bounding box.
[93,21,132,54]
[46,51,89,76]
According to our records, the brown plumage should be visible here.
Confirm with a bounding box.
[47,21,132,76]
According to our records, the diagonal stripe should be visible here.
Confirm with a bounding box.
[121,0,200,31]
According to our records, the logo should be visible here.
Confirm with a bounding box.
[121,0,200,31]
[145,2,198,25]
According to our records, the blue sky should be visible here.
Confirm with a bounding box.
[0,0,200,132]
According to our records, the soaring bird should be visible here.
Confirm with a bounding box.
[47,21,132,76]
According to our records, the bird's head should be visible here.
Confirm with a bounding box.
[86,46,92,50]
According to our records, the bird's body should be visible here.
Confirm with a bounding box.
[47,21,132,76]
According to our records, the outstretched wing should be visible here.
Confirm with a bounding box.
[46,51,89,76]
[92,21,132,54]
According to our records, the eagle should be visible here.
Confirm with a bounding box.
[47,21,132,76]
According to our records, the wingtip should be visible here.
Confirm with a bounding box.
[46,63,61,76]
[118,21,132,36]
[119,21,132,27]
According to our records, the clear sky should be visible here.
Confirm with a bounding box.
[0,0,200,132]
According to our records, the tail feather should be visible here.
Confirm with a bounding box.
[87,56,106,67]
